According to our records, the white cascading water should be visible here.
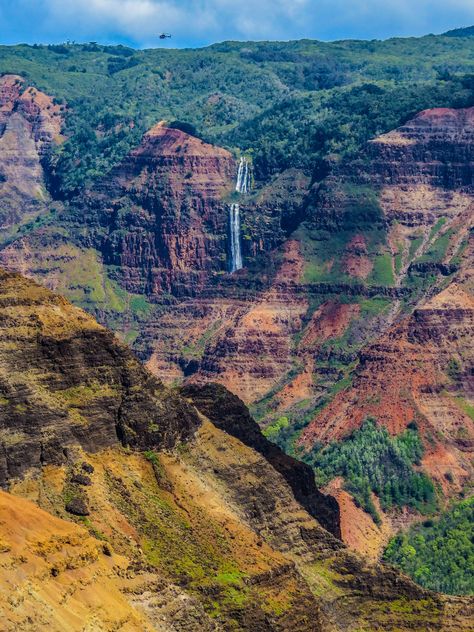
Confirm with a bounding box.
[229,203,243,272]
[228,157,251,272]
[235,156,250,194]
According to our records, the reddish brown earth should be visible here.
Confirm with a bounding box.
[183,239,310,402]
[158,105,473,552]
[300,301,361,349]
[323,477,393,559]
[91,121,237,297]
[0,93,473,556]
[341,235,372,279]
[164,106,474,408]
[300,276,474,492]
[3,104,470,432]
[0,75,63,237]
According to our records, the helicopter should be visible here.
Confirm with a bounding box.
[159,33,172,39]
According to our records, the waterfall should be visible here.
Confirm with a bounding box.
[228,157,250,272]
[235,156,251,194]
[228,203,243,272]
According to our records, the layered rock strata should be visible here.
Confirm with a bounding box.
[0,268,199,485]
[1,268,473,631]
[80,122,237,296]
[301,277,474,491]
[0,74,62,238]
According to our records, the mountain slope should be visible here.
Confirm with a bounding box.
[0,38,472,575]
[444,26,474,38]
[0,76,472,563]
[0,267,473,630]
[0,490,155,632]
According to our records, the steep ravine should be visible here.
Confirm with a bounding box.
[0,268,473,630]
[0,70,473,562]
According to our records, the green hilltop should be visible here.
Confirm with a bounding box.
[0,35,473,196]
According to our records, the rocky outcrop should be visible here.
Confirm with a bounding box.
[0,75,62,238]
[0,267,472,631]
[0,267,199,486]
[367,107,474,188]
[181,382,341,538]
[300,277,474,491]
[77,122,236,297]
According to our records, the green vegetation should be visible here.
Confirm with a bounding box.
[263,416,289,442]
[299,226,383,285]
[394,242,404,276]
[55,380,117,407]
[453,397,474,422]
[359,297,391,317]
[418,229,454,263]
[370,253,395,286]
[384,497,474,595]
[129,294,153,317]
[408,235,424,261]
[429,217,447,240]
[303,419,436,524]
[0,37,472,197]
[447,357,462,381]
[299,229,356,284]
[144,450,161,466]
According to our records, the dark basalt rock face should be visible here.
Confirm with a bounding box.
[0,267,200,487]
[65,496,90,516]
[180,382,341,539]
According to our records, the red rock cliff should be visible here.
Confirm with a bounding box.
[0,75,62,236]
[87,122,236,296]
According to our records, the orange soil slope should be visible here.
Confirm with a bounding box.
[0,490,154,632]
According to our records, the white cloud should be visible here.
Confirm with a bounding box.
[2,0,474,46]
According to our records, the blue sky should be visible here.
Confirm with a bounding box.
[1,0,474,48]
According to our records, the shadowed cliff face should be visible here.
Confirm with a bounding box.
[180,382,341,538]
[1,268,473,632]
[0,267,200,486]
